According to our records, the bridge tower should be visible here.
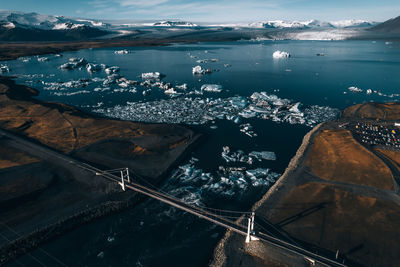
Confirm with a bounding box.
[245,212,259,243]
[119,170,126,191]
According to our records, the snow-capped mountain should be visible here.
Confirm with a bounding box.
[0,10,109,30]
[247,19,377,29]
[0,11,111,41]
[152,21,198,27]
[330,20,377,28]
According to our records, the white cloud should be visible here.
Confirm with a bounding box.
[118,0,169,7]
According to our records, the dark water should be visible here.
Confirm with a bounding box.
[2,40,400,267]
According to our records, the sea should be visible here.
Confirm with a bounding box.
[2,40,400,267]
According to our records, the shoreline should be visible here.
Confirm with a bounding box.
[210,123,323,267]
[0,75,203,264]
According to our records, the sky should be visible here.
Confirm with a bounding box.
[1,0,400,22]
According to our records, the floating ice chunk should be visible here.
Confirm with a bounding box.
[249,151,276,161]
[53,90,90,96]
[273,50,290,58]
[348,86,363,93]
[142,89,151,96]
[239,123,258,137]
[366,89,372,95]
[192,65,205,75]
[37,57,48,62]
[87,63,106,72]
[114,49,130,54]
[105,66,120,75]
[164,88,181,96]
[141,72,161,80]
[176,83,188,90]
[0,65,10,73]
[196,58,218,63]
[59,58,87,70]
[249,105,270,113]
[19,57,31,62]
[103,74,120,86]
[201,84,222,93]
[117,77,137,88]
[289,102,302,113]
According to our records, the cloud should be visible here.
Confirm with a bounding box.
[118,0,170,7]
[86,0,400,22]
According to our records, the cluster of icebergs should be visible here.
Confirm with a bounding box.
[222,146,276,164]
[168,157,280,202]
[93,91,339,128]
[346,86,400,98]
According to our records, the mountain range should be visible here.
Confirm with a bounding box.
[0,10,399,41]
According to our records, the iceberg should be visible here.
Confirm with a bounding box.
[105,66,120,75]
[103,74,120,86]
[176,83,188,90]
[273,50,291,58]
[86,63,106,73]
[348,86,363,93]
[201,84,223,93]
[141,72,161,80]
[59,58,87,70]
[0,65,10,73]
[114,49,130,54]
[37,57,49,62]
[192,65,205,75]
[248,151,276,161]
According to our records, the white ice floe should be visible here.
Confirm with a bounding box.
[222,146,276,164]
[366,89,373,95]
[348,86,363,93]
[59,58,87,70]
[93,91,339,127]
[41,79,91,90]
[37,57,49,62]
[0,65,10,73]
[196,58,218,63]
[168,158,280,202]
[201,84,223,93]
[273,50,290,58]
[114,49,130,54]
[86,63,106,72]
[239,123,257,137]
[105,66,120,75]
[103,74,121,86]
[192,65,205,75]
[176,83,188,90]
[141,72,161,80]
[52,90,90,96]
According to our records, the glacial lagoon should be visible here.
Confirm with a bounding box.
[2,40,400,266]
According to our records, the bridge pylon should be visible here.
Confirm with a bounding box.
[245,212,259,243]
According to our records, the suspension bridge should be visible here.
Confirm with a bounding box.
[0,128,346,266]
[88,166,346,267]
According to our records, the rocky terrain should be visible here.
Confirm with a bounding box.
[212,103,400,267]
[0,76,200,264]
